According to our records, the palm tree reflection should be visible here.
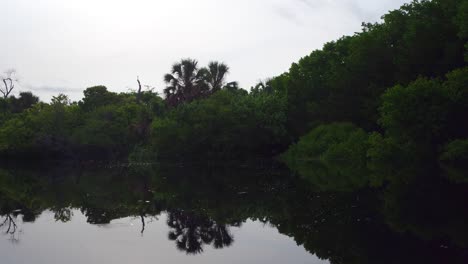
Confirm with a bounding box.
[167,209,234,254]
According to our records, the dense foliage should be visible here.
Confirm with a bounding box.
[151,89,287,159]
[285,0,467,136]
[279,0,468,187]
[0,87,165,159]
[1,0,467,171]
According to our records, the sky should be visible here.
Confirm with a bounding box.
[0,0,410,102]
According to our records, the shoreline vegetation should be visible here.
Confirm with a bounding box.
[1,1,468,262]
[0,0,467,180]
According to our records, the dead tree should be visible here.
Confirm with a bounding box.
[1,69,18,99]
[136,76,142,103]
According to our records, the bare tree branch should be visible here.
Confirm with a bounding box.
[1,214,18,235]
[136,76,142,103]
[1,69,18,99]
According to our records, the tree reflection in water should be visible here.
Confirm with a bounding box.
[0,214,17,235]
[0,161,467,263]
[167,209,234,254]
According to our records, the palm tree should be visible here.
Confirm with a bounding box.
[251,78,274,95]
[223,81,239,91]
[163,59,208,107]
[200,61,230,93]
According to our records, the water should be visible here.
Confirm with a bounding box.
[0,162,467,263]
[0,211,323,264]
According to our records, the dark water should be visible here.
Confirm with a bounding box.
[0,162,467,264]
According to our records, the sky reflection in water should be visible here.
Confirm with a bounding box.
[0,210,325,264]
[0,162,467,264]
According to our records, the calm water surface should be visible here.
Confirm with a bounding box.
[0,162,467,263]
[1,210,324,264]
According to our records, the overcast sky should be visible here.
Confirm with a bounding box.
[0,0,410,102]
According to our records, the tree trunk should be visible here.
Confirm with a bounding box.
[136,76,142,103]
